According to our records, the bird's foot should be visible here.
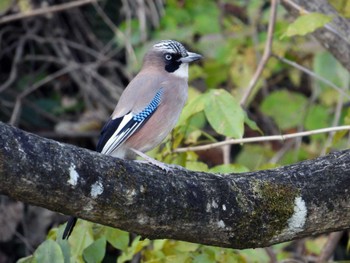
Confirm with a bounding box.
[135,159,172,172]
[131,148,184,173]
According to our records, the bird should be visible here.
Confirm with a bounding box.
[62,40,202,239]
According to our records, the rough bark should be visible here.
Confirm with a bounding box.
[0,121,349,249]
[282,0,350,72]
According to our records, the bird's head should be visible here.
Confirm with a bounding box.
[142,40,202,78]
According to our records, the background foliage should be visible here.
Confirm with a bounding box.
[0,0,349,262]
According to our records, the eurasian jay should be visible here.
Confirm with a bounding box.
[62,40,202,239]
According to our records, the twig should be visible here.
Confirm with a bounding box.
[0,37,25,93]
[25,34,103,60]
[269,140,294,164]
[265,247,277,263]
[224,0,278,165]
[174,125,350,153]
[274,54,350,100]
[136,0,147,42]
[281,0,305,13]
[322,93,344,155]
[120,0,140,68]
[147,0,161,28]
[92,2,137,66]
[222,138,231,165]
[316,231,343,262]
[9,66,79,125]
[240,0,278,106]
[0,0,97,25]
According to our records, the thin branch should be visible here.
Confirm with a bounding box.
[9,66,79,125]
[322,94,344,155]
[240,0,278,106]
[93,1,137,65]
[265,247,278,263]
[224,0,278,167]
[174,125,350,153]
[136,0,147,42]
[222,141,231,165]
[0,0,97,25]
[281,0,306,13]
[274,55,350,101]
[0,37,25,93]
[269,140,295,164]
[25,35,104,60]
[316,231,343,262]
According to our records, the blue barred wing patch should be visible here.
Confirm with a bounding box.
[133,90,162,122]
[98,88,163,155]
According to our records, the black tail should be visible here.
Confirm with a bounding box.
[62,217,77,239]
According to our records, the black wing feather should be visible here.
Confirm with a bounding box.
[96,117,123,153]
[96,88,163,155]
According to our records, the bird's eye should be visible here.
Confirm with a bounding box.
[165,54,172,61]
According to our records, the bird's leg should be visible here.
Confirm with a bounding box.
[130,148,174,172]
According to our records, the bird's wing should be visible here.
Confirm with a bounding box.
[96,88,163,155]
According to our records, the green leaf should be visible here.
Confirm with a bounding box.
[173,241,200,252]
[17,256,36,263]
[105,227,129,251]
[189,64,206,81]
[244,111,262,134]
[240,248,270,262]
[83,237,106,263]
[279,148,309,166]
[209,164,249,174]
[178,93,206,126]
[203,60,229,88]
[304,105,330,131]
[332,108,350,145]
[313,52,350,104]
[329,0,350,18]
[192,1,220,34]
[68,220,94,262]
[57,241,70,263]
[204,89,245,138]
[186,161,208,172]
[214,247,246,262]
[163,254,189,263]
[117,236,150,263]
[261,90,308,130]
[282,12,333,38]
[182,111,207,137]
[193,253,213,263]
[193,14,220,34]
[236,144,274,170]
[305,236,327,255]
[0,0,12,12]
[332,130,348,146]
[34,239,64,263]
[193,247,216,263]
[184,130,202,145]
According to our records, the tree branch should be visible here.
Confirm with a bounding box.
[281,0,350,72]
[0,121,349,249]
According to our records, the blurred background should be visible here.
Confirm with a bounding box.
[0,0,349,262]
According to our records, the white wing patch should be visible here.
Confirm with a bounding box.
[99,89,164,156]
[101,112,142,155]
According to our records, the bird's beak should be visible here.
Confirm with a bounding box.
[179,52,203,63]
